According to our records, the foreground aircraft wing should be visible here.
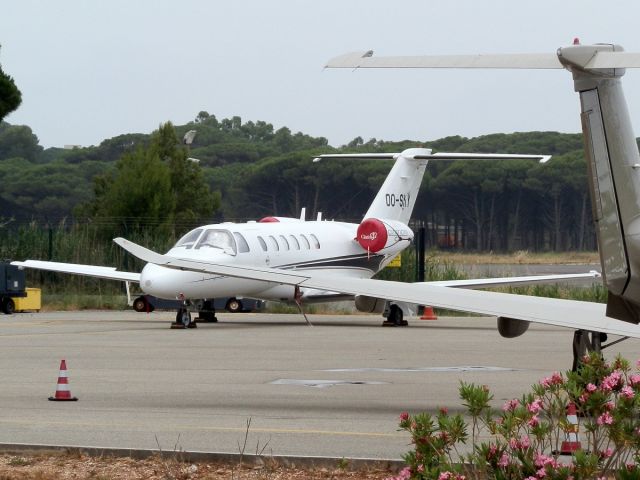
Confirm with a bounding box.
[114,238,640,338]
[11,260,140,283]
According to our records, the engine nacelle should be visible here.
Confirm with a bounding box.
[356,218,413,253]
[497,316,530,338]
[355,295,386,313]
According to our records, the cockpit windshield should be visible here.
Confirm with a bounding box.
[174,228,203,249]
[194,229,237,255]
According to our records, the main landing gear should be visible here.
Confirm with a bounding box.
[572,329,629,371]
[382,304,408,327]
[173,306,196,329]
[172,299,218,329]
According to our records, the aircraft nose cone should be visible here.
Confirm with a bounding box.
[140,263,176,298]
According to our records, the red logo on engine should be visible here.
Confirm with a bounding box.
[356,218,388,252]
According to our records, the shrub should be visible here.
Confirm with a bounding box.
[394,353,640,479]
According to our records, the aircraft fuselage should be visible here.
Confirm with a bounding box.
[139,219,412,302]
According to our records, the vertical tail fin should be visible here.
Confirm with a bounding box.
[363,148,429,224]
[560,44,640,323]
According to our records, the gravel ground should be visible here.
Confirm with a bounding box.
[0,452,397,479]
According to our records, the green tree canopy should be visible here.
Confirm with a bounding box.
[0,46,21,122]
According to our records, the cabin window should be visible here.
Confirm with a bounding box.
[175,228,203,249]
[195,229,236,254]
[299,234,310,249]
[279,235,290,251]
[257,236,268,251]
[233,232,250,253]
[310,233,320,249]
[268,235,279,251]
[289,235,300,250]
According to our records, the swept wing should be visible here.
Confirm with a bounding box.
[12,260,140,283]
[113,238,640,338]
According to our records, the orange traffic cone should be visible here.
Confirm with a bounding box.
[560,403,581,453]
[420,306,438,320]
[48,359,78,401]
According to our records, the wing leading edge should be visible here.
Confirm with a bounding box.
[113,238,640,338]
[11,260,140,283]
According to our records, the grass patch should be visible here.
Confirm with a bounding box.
[433,250,599,265]
[41,294,128,311]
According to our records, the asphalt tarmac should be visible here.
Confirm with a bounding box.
[0,311,637,459]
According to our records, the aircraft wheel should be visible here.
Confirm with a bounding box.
[178,308,193,328]
[132,296,148,312]
[226,298,243,313]
[382,304,408,327]
[2,298,15,315]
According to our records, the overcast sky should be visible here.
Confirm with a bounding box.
[2,0,640,149]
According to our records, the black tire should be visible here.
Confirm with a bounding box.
[3,298,15,315]
[179,309,192,327]
[388,304,407,326]
[133,297,148,313]
[226,298,243,313]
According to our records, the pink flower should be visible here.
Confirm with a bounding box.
[439,406,448,415]
[601,370,623,392]
[503,399,520,411]
[622,386,635,399]
[537,468,547,478]
[509,437,518,449]
[497,453,509,467]
[527,398,543,414]
[630,374,640,386]
[520,435,531,449]
[438,472,453,480]
[604,401,615,411]
[600,448,613,459]
[551,372,563,384]
[399,412,409,422]
[528,415,540,428]
[398,467,411,480]
[586,383,597,392]
[417,465,424,473]
[579,393,589,403]
[597,411,614,425]
[534,453,549,467]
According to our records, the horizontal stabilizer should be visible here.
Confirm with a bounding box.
[326,50,640,71]
[326,51,562,69]
[314,152,550,163]
[11,260,140,283]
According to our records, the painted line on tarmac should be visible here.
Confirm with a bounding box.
[0,418,404,438]
[323,366,520,373]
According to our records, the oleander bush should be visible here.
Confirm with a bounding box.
[392,353,640,480]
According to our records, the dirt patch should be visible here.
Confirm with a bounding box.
[0,452,396,479]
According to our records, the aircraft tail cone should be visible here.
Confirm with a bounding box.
[559,403,581,454]
[48,359,78,401]
[420,306,438,320]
